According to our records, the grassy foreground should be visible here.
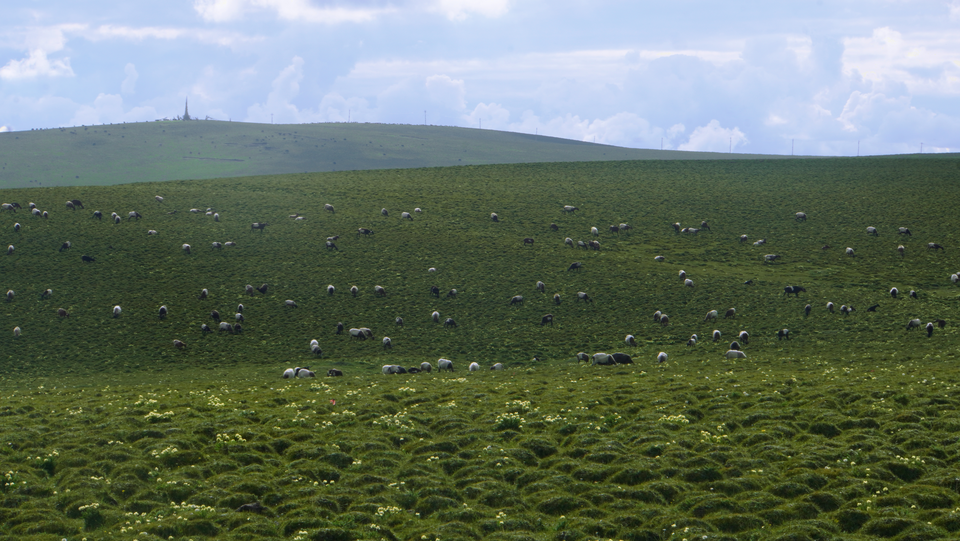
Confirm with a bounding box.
[1,155,960,539]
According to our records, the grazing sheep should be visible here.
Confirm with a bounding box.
[182,244,191,254]
[13,326,21,337]
[113,215,120,224]
[357,227,374,237]
[845,247,855,257]
[350,286,358,297]
[211,242,222,250]
[257,283,268,294]
[564,237,574,247]
[523,237,535,246]
[725,308,736,318]
[491,363,504,370]
[764,254,781,262]
[155,195,164,203]
[653,312,662,325]
[660,314,670,327]
[324,204,335,213]
[704,310,719,322]
[1,203,16,212]
[729,341,741,351]
[906,318,922,330]
[219,322,233,333]
[235,313,244,322]
[336,322,344,335]
[251,222,268,232]
[190,208,201,213]
[490,213,500,222]
[898,227,912,236]
[591,226,599,236]
[282,368,297,378]
[432,311,440,323]
[739,234,748,243]
[381,208,388,216]
[159,305,168,319]
[890,287,899,298]
[13,223,20,232]
[952,274,959,284]
[553,293,561,305]
[285,300,298,308]
[447,289,458,298]
[325,240,338,250]
[550,223,559,231]
[65,201,75,210]
[414,207,422,213]
[562,205,579,213]
[804,304,812,316]
[6,245,13,255]
[58,308,69,318]
[540,313,554,326]
[699,220,710,231]
[795,212,807,222]
[867,226,878,236]
[510,295,524,305]
[671,222,681,233]
[147,229,158,236]
[897,245,905,257]
[592,353,616,366]
[396,317,404,327]
[910,290,917,298]
[444,317,458,328]
[211,310,221,322]
[608,225,619,234]
[687,336,697,346]
[576,352,589,363]
[777,329,790,340]
[173,339,186,349]
[536,281,545,293]
[401,211,413,220]
[237,303,244,313]
[325,368,343,377]
[924,322,935,337]
[296,368,315,378]
[375,285,386,297]
[577,291,592,302]
[626,334,637,347]
[438,359,454,371]
[657,352,668,363]
[841,304,855,315]
[684,279,695,288]
[937,319,946,328]
[382,337,392,349]
[754,239,766,246]
[654,255,665,262]
[128,211,142,220]
[325,285,335,296]
[588,240,600,251]
[713,330,721,342]
[678,270,686,280]
[420,362,433,373]
[199,288,209,299]
[725,350,747,359]
[784,286,806,296]
[578,240,587,249]
[81,254,96,263]
[349,328,367,340]
[32,208,41,216]
[928,243,945,251]
[738,331,749,344]
[568,261,583,272]
[113,305,121,318]
[41,289,53,299]
[5,290,14,301]
[827,302,835,312]
[469,362,480,371]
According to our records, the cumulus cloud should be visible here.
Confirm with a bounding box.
[0,126,10,132]
[193,0,394,24]
[679,120,748,152]
[245,56,306,123]
[425,75,466,111]
[121,63,138,95]
[464,102,510,130]
[0,50,74,80]
[68,93,158,125]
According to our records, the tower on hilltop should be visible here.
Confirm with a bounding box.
[183,98,191,121]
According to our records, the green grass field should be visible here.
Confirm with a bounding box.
[2,155,960,540]
[0,121,803,190]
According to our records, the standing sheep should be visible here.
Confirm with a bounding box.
[712,330,721,342]
[113,305,122,318]
[420,362,433,373]
[657,352,668,363]
[704,310,719,322]
[382,337,392,349]
[327,285,335,296]
[553,293,561,305]
[438,359,454,371]
[536,281,545,293]
[491,213,499,222]
[866,226,878,236]
[469,362,480,371]
[625,334,637,346]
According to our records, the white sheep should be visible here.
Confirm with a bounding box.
[625,334,637,346]
[159,305,168,319]
[469,362,479,371]
[13,326,21,337]
[795,212,807,221]
[739,234,747,243]
[182,243,191,254]
[846,247,855,257]
[704,310,718,322]
[592,353,615,365]
[432,311,441,323]
[866,226,878,236]
[827,302,835,312]
[576,352,589,363]
[350,286,358,297]
[297,368,316,378]
[951,274,959,284]
[285,300,298,308]
[6,245,13,255]
[428,267,437,272]
[657,352,668,363]
[754,239,766,246]
[374,285,386,297]
[382,337,392,349]
[438,358,454,371]
[536,281,545,292]
[906,318,922,330]
[679,270,686,279]
[591,227,599,236]
[6,290,14,301]
[13,223,20,232]
[688,336,697,346]
[155,195,164,203]
[491,212,499,222]
[113,305,122,318]
[219,322,233,332]
[237,303,244,313]
[890,287,899,298]
[415,208,422,213]
[898,245,905,256]
[684,279,694,288]
[738,330,749,344]
[225,241,236,246]
[282,368,297,378]
[381,364,403,374]
[565,237,574,247]
[725,350,747,359]
[401,212,412,220]
[713,330,721,342]
[420,362,433,373]
[190,208,201,213]
[654,255,664,262]
[211,242,222,250]
[148,230,158,235]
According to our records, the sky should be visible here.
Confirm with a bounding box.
[1,1,959,156]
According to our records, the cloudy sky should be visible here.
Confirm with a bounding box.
[2,1,959,155]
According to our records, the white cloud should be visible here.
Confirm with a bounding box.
[0,126,10,132]
[193,0,394,24]
[950,0,960,21]
[245,56,305,123]
[68,93,158,125]
[430,0,511,21]
[425,74,466,111]
[464,102,510,130]
[121,63,138,95]
[679,120,748,152]
[843,26,960,96]
[0,49,73,79]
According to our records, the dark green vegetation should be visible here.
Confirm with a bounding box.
[0,121,798,189]
[2,155,960,539]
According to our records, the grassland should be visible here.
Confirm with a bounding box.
[0,121,800,190]
[1,155,960,540]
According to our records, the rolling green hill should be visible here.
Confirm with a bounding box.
[0,121,804,189]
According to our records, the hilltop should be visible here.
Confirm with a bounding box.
[0,121,799,189]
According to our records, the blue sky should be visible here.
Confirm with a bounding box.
[2,0,958,155]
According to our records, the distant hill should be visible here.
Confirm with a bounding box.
[0,121,802,189]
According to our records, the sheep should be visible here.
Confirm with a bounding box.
[382,337,393,349]
[357,227,374,237]
[660,314,670,327]
[235,313,244,322]
[578,240,587,249]
[415,207,422,213]
[937,319,947,328]
[349,328,367,340]
[190,208,201,213]
[611,353,633,364]
[219,322,234,333]
[155,195,164,204]
[113,305,121,318]
[657,352,668,363]
[199,288,209,299]
[577,291,592,302]
[469,362,480,371]
[620,223,632,233]
[350,286,358,297]
[928,243,944,251]
[309,338,320,352]
[867,226,878,236]
[13,326,21,337]
[653,310,662,322]
[82,254,97,263]
[56,241,69,252]
[564,237,574,247]
[725,350,747,359]
[173,339,186,349]
[576,352,589,363]
[568,261,583,272]
[490,213,499,222]
[536,280,545,293]
[739,234,748,243]
[182,244,191,254]
[870,304,883,312]
[590,226,599,236]
[282,368,297,378]
[592,353,616,366]
[906,318,922,330]
[374,285,386,297]
[654,255,665,262]
[1,203,15,212]
[491,363,504,370]
[285,300,298,308]
[713,330,721,342]
[672,222,681,233]
[953,274,959,284]
[890,287,899,298]
[113,215,121,224]
[795,212,807,221]
[898,227,912,236]
[438,358,454,371]
[764,254,780,262]
[396,316,404,327]
[199,323,210,332]
[898,245,905,256]
[845,247,855,257]
[381,208,389,217]
[550,223,559,230]
[251,222,268,232]
[827,302,835,312]
[324,368,343,377]
[297,368,316,378]
[523,237,535,246]
[562,205,579,213]
[682,227,700,234]
[540,314,554,326]
[447,289,458,298]
[553,293,561,305]
[588,240,600,251]
[6,245,13,255]
[13,223,20,232]
[625,334,637,346]
[430,285,440,297]
[211,242,222,250]
[784,286,806,296]
[684,279,695,288]
[926,322,935,337]
[32,208,41,216]
[678,270,687,280]
[65,201,75,210]
[148,229,158,235]
[704,310,718,322]
[211,310,221,322]
[729,341,741,351]
[159,305,168,319]
[128,211,142,220]
[510,295,524,305]
[336,322,344,335]
[432,311,440,323]
[804,304,812,316]
[687,336,697,346]
[407,367,421,374]
[777,329,790,340]
[58,308,69,317]
[725,308,736,318]
[5,290,14,301]
[910,290,917,298]
[327,235,340,242]
[326,241,338,250]
[738,330,749,344]
[420,362,433,373]
[324,204,335,213]
[41,289,53,299]
[444,317,458,328]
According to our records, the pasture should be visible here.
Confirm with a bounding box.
[1,155,960,539]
